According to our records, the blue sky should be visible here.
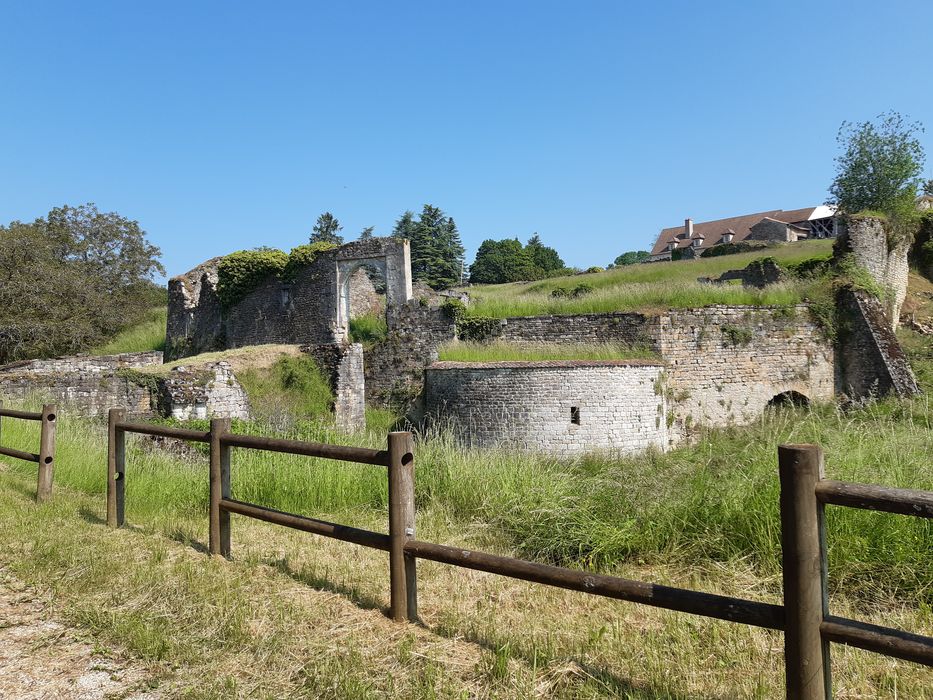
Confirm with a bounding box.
[1,0,931,280]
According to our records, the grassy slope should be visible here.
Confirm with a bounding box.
[90,307,168,354]
[463,239,833,318]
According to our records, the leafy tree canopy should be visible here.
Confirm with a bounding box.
[0,203,164,363]
[310,212,344,245]
[828,112,926,223]
[469,234,566,284]
[393,205,465,289]
[358,226,375,240]
[614,250,651,266]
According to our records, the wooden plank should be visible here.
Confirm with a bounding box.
[822,615,933,667]
[816,479,933,518]
[0,445,40,463]
[0,407,42,421]
[219,498,390,551]
[404,539,785,630]
[221,433,389,466]
[117,421,211,443]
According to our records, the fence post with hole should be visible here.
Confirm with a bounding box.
[388,431,417,622]
[36,404,57,502]
[107,408,126,527]
[209,416,232,557]
[779,443,829,699]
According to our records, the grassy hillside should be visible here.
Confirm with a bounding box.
[462,239,834,318]
[90,306,167,354]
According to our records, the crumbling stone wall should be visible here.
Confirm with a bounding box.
[479,312,658,348]
[836,289,919,399]
[424,361,667,455]
[166,237,409,360]
[701,258,786,288]
[159,361,251,420]
[0,352,162,416]
[655,305,835,439]
[837,216,910,329]
[303,343,366,431]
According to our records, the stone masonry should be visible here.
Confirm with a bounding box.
[425,361,668,455]
[159,361,251,420]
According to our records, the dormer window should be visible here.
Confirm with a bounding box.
[721,233,734,244]
[692,237,704,248]
[667,241,678,252]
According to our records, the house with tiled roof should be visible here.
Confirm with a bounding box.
[649,206,837,261]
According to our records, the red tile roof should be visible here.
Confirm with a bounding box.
[650,207,823,256]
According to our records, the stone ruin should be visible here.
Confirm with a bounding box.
[0,219,921,455]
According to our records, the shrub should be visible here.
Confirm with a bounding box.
[283,242,339,281]
[457,317,502,342]
[571,283,594,298]
[584,266,604,274]
[700,241,769,258]
[550,287,570,299]
[216,249,288,309]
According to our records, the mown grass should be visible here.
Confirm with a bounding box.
[437,341,659,363]
[90,306,167,354]
[463,240,833,318]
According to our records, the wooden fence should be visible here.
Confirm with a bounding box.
[104,408,932,699]
[0,401,57,501]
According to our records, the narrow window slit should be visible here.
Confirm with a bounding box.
[570,406,581,425]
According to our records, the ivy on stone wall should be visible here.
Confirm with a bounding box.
[440,298,502,342]
[216,242,339,309]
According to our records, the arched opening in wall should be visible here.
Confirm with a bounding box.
[767,391,810,409]
[344,261,388,345]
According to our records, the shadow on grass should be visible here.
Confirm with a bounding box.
[259,555,387,613]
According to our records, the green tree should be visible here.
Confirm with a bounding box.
[470,238,540,284]
[358,226,375,240]
[614,250,651,266]
[310,212,344,245]
[402,205,465,289]
[0,204,164,363]
[828,112,926,220]
[525,233,564,273]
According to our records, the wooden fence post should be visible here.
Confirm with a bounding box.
[209,417,232,557]
[388,431,417,623]
[779,444,830,699]
[36,404,57,502]
[107,408,126,527]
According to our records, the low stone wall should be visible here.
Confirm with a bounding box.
[425,360,668,455]
[159,361,251,420]
[490,312,658,349]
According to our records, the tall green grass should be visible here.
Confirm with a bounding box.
[437,341,659,362]
[348,313,389,345]
[3,389,930,603]
[91,307,167,354]
[464,240,833,318]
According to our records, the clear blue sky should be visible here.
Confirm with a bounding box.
[2,0,931,280]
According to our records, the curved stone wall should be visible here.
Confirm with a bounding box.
[424,360,668,456]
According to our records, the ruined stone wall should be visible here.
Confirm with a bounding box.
[424,361,667,455]
[159,361,251,420]
[304,343,366,431]
[656,305,836,439]
[0,352,163,416]
[836,289,919,399]
[167,237,407,360]
[365,303,456,408]
[838,216,910,329]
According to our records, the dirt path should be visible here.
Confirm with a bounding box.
[0,570,160,700]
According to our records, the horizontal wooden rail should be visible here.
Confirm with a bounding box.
[405,539,785,630]
[116,421,211,443]
[0,445,40,463]
[816,479,933,518]
[821,615,933,667]
[0,407,42,421]
[221,433,390,466]
[220,498,391,551]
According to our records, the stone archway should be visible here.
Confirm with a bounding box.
[767,390,810,408]
[334,238,412,341]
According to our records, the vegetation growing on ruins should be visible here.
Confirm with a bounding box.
[437,341,658,363]
[215,242,339,309]
[348,312,389,346]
